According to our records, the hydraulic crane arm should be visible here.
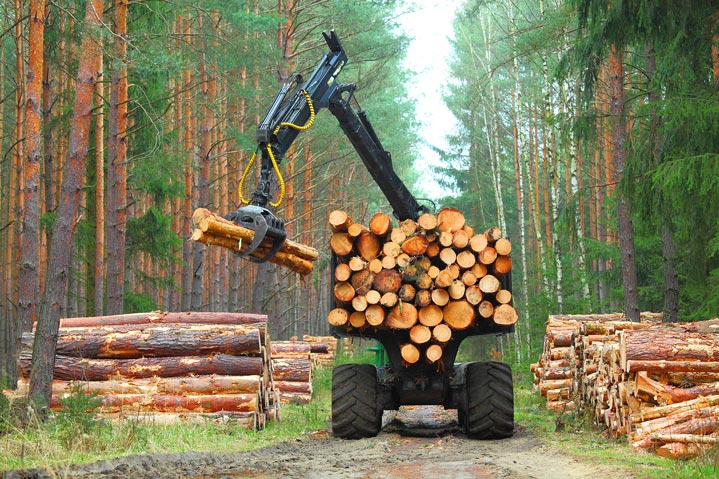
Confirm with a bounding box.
[227,30,425,261]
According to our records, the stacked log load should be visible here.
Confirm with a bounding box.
[270,341,313,404]
[17,311,279,429]
[327,208,518,366]
[534,316,719,459]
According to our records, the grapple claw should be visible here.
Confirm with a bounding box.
[224,205,287,262]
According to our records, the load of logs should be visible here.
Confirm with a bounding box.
[17,311,280,429]
[533,314,719,459]
[270,341,313,404]
[327,208,518,367]
[190,208,318,275]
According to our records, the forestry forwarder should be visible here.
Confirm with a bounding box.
[226,30,514,440]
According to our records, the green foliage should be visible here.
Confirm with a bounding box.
[125,207,181,265]
[124,291,158,313]
[39,212,57,235]
[0,363,337,471]
[0,393,11,435]
[51,385,107,448]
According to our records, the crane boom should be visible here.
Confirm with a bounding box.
[228,30,425,261]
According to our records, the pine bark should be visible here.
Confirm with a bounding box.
[30,0,105,408]
[105,0,128,314]
[17,0,46,330]
[609,46,639,322]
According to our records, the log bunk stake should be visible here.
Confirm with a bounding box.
[532,315,719,459]
[16,312,281,429]
[327,208,518,367]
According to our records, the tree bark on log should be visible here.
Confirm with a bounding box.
[193,208,318,261]
[192,230,312,275]
[54,393,260,413]
[272,358,311,382]
[627,360,719,374]
[270,341,311,359]
[23,324,262,359]
[16,375,263,396]
[58,311,268,328]
[622,329,719,367]
[274,380,312,394]
[19,353,265,381]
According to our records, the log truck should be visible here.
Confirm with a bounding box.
[227,31,514,439]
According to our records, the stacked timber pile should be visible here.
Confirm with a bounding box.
[270,341,313,404]
[534,316,719,459]
[622,320,719,459]
[531,313,661,414]
[327,208,517,367]
[290,335,354,368]
[191,208,318,275]
[18,311,279,429]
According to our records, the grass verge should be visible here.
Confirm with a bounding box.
[0,367,334,473]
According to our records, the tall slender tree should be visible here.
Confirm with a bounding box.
[105,0,128,314]
[30,0,104,407]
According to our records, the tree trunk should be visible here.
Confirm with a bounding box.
[105,0,128,315]
[94,50,105,316]
[609,46,639,322]
[29,0,104,409]
[17,0,45,331]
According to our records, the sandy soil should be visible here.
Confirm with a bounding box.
[3,406,637,479]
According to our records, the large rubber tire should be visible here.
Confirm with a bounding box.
[463,361,514,439]
[332,363,382,439]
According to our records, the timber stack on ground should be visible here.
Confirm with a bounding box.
[534,316,719,459]
[270,341,313,404]
[17,311,279,429]
[531,312,662,414]
[190,208,319,275]
[290,334,354,368]
[327,208,517,367]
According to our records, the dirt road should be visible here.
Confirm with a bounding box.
[4,406,635,479]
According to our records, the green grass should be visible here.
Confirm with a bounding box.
[0,368,334,472]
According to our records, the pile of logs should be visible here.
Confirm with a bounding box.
[290,335,354,368]
[190,208,318,275]
[18,311,280,429]
[532,313,661,414]
[270,341,313,404]
[327,208,518,367]
[533,314,719,459]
